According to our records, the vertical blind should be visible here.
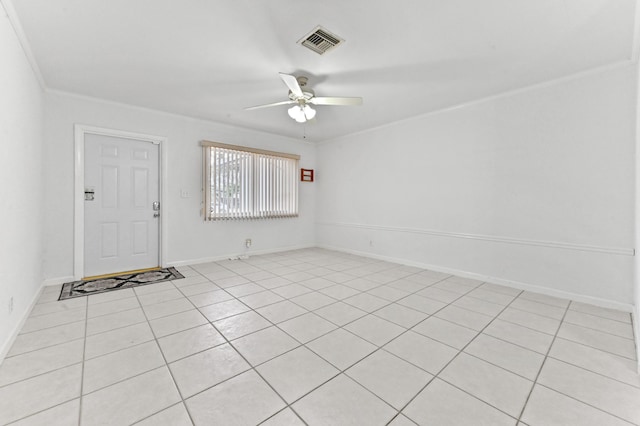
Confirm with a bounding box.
[202,141,299,220]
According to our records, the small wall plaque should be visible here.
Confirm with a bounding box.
[300,168,314,182]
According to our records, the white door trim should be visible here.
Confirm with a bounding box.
[74,124,168,280]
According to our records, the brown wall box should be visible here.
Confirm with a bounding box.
[300,168,314,182]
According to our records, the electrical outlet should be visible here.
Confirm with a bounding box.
[8,296,13,314]
[180,189,190,198]
[245,239,252,248]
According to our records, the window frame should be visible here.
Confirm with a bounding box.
[201,140,300,221]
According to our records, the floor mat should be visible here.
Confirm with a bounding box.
[58,267,184,300]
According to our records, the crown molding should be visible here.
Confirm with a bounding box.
[1,0,45,90]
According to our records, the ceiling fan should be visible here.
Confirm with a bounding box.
[245,73,363,123]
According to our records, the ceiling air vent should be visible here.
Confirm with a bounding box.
[298,26,344,55]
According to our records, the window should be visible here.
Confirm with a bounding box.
[202,141,299,220]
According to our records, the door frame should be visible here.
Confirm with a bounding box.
[74,124,168,280]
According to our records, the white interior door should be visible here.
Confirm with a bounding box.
[84,133,160,277]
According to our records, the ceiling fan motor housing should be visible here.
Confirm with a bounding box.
[288,82,315,102]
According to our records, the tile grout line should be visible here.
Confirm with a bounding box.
[246,259,433,424]
[514,299,572,423]
[532,381,639,425]
[550,303,632,324]
[0,336,86,376]
[3,249,637,425]
[436,297,639,423]
[129,401,187,425]
[4,290,223,349]
[77,294,89,426]
[0,275,626,360]
[489,324,636,362]
[5,298,578,400]
[204,254,428,422]
[235,271,473,424]
[201,257,346,426]
[5,397,80,425]
[171,268,311,426]
[18,304,640,421]
[1,289,87,425]
[72,259,565,424]
[543,346,640,389]
[515,300,640,424]
[9,315,86,338]
[258,270,455,370]
[69,271,212,424]
[129,280,198,426]
[24,304,87,320]
[383,286,527,425]
[0,253,390,423]
[556,320,635,341]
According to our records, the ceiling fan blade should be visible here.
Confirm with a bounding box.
[310,96,363,106]
[279,73,303,98]
[245,100,296,111]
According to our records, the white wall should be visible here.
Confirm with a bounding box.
[634,61,640,367]
[0,6,45,357]
[317,64,636,308]
[43,93,316,282]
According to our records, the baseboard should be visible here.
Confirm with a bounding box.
[0,283,44,365]
[317,244,634,313]
[43,276,75,287]
[167,244,316,268]
[42,245,316,283]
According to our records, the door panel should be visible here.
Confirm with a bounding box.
[101,166,119,208]
[84,133,159,277]
[132,168,149,207]
[132,221,149,255]
[100,223,118,258]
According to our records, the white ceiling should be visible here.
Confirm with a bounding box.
[10,0,638,142]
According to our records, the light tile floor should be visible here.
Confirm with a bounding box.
[1,248,638,425]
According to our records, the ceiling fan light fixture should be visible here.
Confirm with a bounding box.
[303,105,316,120]
[288,104,315,123]
[288,105,302,120]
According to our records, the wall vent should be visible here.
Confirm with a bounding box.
[298,26,344,55]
